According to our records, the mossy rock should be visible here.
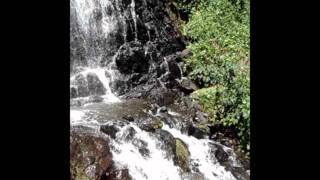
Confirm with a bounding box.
[70,126,113,180]
[139,118,163,132]
[174,138,190,172]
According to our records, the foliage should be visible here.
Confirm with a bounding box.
[179,0,250,154]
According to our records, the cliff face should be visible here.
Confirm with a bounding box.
[70,0,186,101]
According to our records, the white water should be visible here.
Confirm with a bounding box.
[71,0,116,38]
[70,67,120,103]
[70,106,240,180]
[130,0,138,40]
[70,110,85,123]
[162,125,236,180]
[110,123,182,180]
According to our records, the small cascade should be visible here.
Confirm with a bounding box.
[162,125,236,180]
[70,103,245,180]
[70,67,120,103]
[110,124,182,180]
[130,0,138,40]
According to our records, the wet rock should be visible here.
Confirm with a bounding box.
[132,138,150,157]
[209,143,250,180]
[155,129,176,160]
[122,126,137,141]
[178,8,191,22]
[70,87,77,98]
[70,126,112,180]
[157,113,178,129]
[213,144,229,163]
[74,74,89,97]
[148,88,179,106]
[188,123,209,139]
[122,115,134,122]
[158,106,168,113]
[174,138,190,172]
[229,167,250,180]
[115,42,149,75]
[70,98,85,107]
[111,79,132,96]
[150,103,159,115]
[178,78,198,94]
[104,168,132,180]
[88,95,104,103]
[166,57,182,80]
[139,117,163,132]
[100,124,120,139]
[87,73,106,96]
[193,111,208,123]
[179,49,192,58]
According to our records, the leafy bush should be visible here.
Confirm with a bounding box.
[179,0,250,154]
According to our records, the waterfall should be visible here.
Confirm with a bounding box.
[70,0,249,179]
[70,0,122,103]
[130,0,138,40]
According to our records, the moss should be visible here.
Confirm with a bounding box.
[175,138,190,172]
[70,160,89,180]
[153,119,163,129]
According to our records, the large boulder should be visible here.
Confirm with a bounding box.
[138,117,163,132]
[178,78,199,94]
[174,138,190,173]
[188,123,209,139]
[87,73,106,96]
[74,74,89,97]
[70,126,113,180]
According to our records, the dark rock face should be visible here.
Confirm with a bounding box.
[209,143,250,180]
[212,144,229,164]
[115,42,149,74]
[148,88,180,106]
[70,126,112,180]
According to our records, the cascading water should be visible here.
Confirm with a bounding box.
[70,0,249,179]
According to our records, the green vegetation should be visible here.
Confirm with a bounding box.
[175,0,250,155]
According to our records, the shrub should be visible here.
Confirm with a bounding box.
[180,0,250,154]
